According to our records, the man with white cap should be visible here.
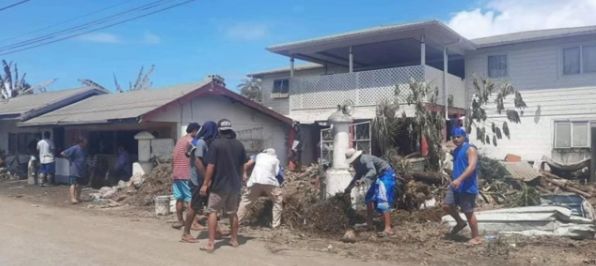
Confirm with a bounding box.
[344,148,397,236]
[237,148,283,228]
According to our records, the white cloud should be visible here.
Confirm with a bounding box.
[77,32,122,44]
[143,32,161,44]
[448,0,596,39]
[224,23,269,41]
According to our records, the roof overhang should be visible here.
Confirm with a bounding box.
[267,20,476,66]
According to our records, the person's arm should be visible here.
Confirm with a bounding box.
[61,145,72,158]
[451,147,478,189]
[362,159,378,180]
[195,158,206,176]
[200,164,214,196]
[243,159,255,182]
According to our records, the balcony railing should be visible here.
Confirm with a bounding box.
[289,65,465,110]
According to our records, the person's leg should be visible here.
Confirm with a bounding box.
[175,200,185,224]
[382,212,393,235]
[171,181,185,229]
[269,186,283,228]
[201,193,221,253]
[461,193,481,245]
[181,207,197,242]
[465,212,482,245]
[227,193,240,247]
[69,184,77,203]
[236,186,260,224]
[442,189,467,234]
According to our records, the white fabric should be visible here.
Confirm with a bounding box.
[36,138,55,164]
[247,153,280,187]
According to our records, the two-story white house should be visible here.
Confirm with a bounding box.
[248,21,596,179]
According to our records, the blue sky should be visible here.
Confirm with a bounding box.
[2,0,595,92]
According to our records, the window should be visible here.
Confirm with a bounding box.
[554,121,590,148]
[488,55,508,78]
[563,47,581,75]
[582,45,596,73]
[272,79,289,98]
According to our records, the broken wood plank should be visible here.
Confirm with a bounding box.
[412,172,444,185]
[540,171,592,197]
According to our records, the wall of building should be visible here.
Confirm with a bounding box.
[256,64,348,115]
[148,95,290,165]
[465,35,596,91]
[0,120,51,155]
[470,86,596,163]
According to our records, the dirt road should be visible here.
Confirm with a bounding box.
[0,195,388,266]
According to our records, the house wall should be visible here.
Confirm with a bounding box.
[257,65,347,115]
[470,87,596,163]
[465,35,596,91]
[148,95,290,165]
[465,35,596,163]
[0,120,51,154]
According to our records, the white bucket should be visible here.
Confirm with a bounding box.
[154,195,171,216]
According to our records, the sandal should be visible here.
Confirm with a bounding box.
[180,234,199,243]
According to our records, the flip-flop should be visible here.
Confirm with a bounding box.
[450,222,468,235]
[180,235,199,243]
[229,240,239,247]
[377,231,396,239]
[465,238,483,246]
[200,245,214,253]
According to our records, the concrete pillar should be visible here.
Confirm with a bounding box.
[290,57,295,78]
[325,108,353,198]
[443,47,449,120]
[349,46,354,73]
[134,131,155,174]
[420,35,426,66]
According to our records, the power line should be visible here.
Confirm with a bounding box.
[0,0,170,52]
[0,1,130,44]
[0,0,30,12]
[0,0,196,55]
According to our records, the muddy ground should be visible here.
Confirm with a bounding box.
[2,179,596,265]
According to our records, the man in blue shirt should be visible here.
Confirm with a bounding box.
[442,127,481,245]
[61,137,88,204]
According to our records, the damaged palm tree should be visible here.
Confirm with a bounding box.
[371,88,416,157]
[465,77,527,146]
[238,76,262,102]
[1,60,55,100]
[403,81,446,171]
[79,65,155,92]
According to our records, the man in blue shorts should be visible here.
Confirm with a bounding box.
[442,127,481,245]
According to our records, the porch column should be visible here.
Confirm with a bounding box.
[443,47,449,120]
[348,46,354,73]
[420,35,426,66]
[290,57,295,77]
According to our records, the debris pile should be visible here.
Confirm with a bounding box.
[88,162,172,207]
[123,162,172,206]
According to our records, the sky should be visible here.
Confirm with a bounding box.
[2,0,596,92]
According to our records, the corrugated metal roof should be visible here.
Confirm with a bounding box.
[0,87,105,119]
[269,20,474,51]
[248,63,323,77]
[22,79,211,126]
[472,25,596,48]
[501,161,541,182]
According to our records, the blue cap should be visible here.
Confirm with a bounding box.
[451,127,467,137]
